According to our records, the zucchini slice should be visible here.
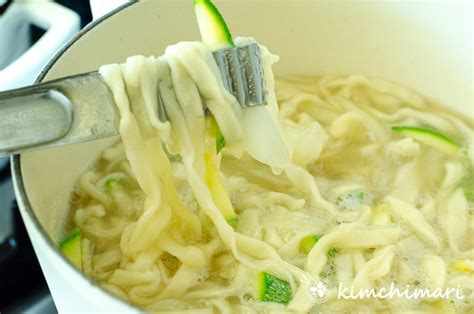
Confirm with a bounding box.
[193,0,234,49]
[392,126,463,157]
[300,234,338,257]
[257,272,292,304]
[205,117,238,226]
[300,234,321,255]
[59,228,82,270]
[193,0,232,150]
[205,150,239,227]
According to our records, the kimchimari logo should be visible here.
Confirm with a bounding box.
[301,274,332,304]
[303,278,464,304]
[337,282,464,301]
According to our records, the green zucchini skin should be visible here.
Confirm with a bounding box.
[59,228,82,270]
[391,126,463,157]
[300,234,338,257]
[257,272,292,304]
[193,0,234,48]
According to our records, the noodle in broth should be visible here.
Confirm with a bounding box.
[66,38,474,313]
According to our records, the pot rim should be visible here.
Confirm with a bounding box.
[11,0,140,311]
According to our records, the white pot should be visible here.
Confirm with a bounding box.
[11,0,473,312]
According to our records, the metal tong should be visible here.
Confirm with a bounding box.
[0,43,266,157]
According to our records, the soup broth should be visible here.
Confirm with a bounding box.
[64,40,473,313]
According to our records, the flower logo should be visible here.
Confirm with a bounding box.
[301,274,331,304]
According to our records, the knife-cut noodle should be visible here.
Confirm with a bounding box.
[66,38,474,313]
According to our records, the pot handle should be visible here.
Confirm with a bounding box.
[0,72,119,157]
[0,88,74,156]
[0,1,80,91]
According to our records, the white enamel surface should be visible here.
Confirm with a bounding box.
[13,0,473,312]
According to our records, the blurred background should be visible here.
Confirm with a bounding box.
[0,1,94,312]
